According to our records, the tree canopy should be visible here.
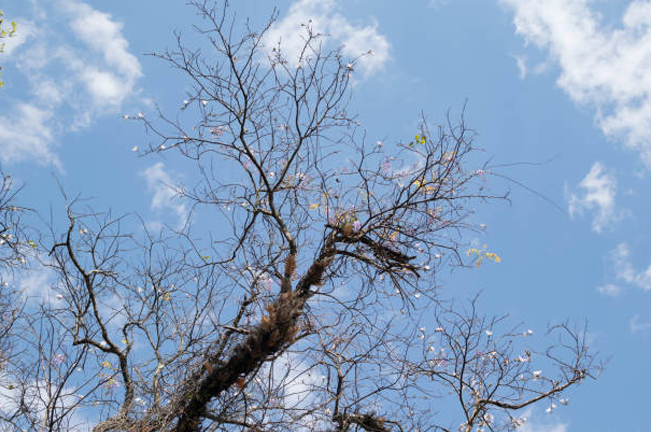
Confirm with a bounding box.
[0,3,599,432]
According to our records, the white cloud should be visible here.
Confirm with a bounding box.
[97,292,129,335]
[0,257,61,306]
[501,0,651,168]
[510,54,551,80]
[519,419,568,432]
[141,163,188,229]
[0,20,34,56]
[18,269,56,304]
[566,162,624,233]
[629,314,651,333]
[513,54,527,79]
[428,0,451,7]
[63,0,142,108]
[264,0,390,77]
[596,283,621,297]
[609,243,651,291]
[515,408,568,432]
[0,1,142,167]
[79,68,125,107]
[261,352,331,429]
[0,103,60,167]
[0,374,90,430]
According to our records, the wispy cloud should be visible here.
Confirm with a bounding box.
[513,54,527,79]
[141,163,187,229]
[0,103,59,167]
[566,162,624,233]
[510,54,550,80]
[0,0,142,167]
[264,0,390,77]
[609,243,651,291]
[0,19,34,55]
[261,352,330,429]
[520,419,567,432]
[516,408,568,432]
[0,258,60,306]
[629,314,651,333]
[0,374,90,430]
[428,0,451,8]
[595,283,621,298]
[501,0,651,168]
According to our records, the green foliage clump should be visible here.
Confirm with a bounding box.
[0,10,17,89]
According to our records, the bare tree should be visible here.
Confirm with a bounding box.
[0,172,25,267]
[0,171,34,432]
[0,2,599,432]
[0,170,25,365]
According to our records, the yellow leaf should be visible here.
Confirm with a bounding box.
[484,252,502,263]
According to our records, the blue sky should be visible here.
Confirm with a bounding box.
[1,0,650,431]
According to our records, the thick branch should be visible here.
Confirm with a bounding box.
[171,235,336,432]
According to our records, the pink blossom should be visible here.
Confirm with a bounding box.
[380,159,391,174]
[210,126,225,137]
